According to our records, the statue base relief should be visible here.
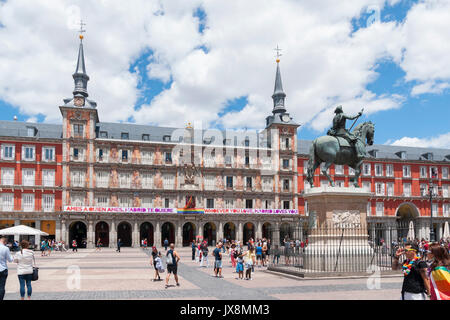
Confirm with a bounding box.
[303,186,374,273]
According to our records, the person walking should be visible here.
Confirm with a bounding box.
[213,243,223,278]
[116,239,122,253]
[72,240,78,252]
[428,244,450,300]
[95,238,102,252]
[255,243,263,267]
[165,243,180,289]
[13,240,34,300]
[244,247,256,280]
[236,250,244,280]
[163,238,169,251]
[393,242,430,300]
[151,247,162,282]
[0,236,14,300]
[191,240,196,261]
[230,244,237,269]
[200,241,209,268]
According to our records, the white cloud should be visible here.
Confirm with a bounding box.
[390,132,450,149]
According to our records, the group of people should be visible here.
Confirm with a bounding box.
[150,243,180,289]
[0,236,36,300]
[40,239,69,256]
[393,241,450,300]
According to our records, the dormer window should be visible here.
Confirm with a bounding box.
[142,134,150,141]
[163,135,171,142]
[121,132,129,140]
[427,153,433,160]
[99,131,108,138]
[203,138,212,145]
[369,149,378,158]
[396,151,406,160]
[27,127,36,137]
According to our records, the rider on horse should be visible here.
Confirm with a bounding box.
[327,106,366,159]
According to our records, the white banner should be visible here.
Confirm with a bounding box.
[204,209,298,214]
[63,206,176,214]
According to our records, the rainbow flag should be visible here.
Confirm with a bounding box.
[177,208,205,214]
[430,266,450,300]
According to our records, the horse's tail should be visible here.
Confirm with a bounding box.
[306,140,316,181]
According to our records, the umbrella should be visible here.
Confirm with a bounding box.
[407,221,415,241]
[443,221,450,239]
[0,225,49,236]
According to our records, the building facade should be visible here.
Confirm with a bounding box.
[0,35,449,248]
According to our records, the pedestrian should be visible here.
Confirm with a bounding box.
[40,240,46,257]
[255,243,263,267]
[273,245,280,264]
[230,244,237,268]
[13,240,34,300]
[95,238,102,252]
[428,244,450,300]
[151,247,162,281]
[244,247,256,280]
[165,243,180,289]
[191,240,196,261]
[72,240,78,252]
[236,250,244,280]
[266,239,271,264]
[392,242,430,300]
[261,241,267,267]
[0,236,14,300]
[200,241,209,268]
[116,239,122,253]
[164,238,169,251]
[213,243,223,278]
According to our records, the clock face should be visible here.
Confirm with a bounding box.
[281,114,290,123]
[74,97,85,107]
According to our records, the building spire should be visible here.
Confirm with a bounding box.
[272,45,286,114]
[72,20,89,98]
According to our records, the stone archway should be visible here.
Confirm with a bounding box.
[243,222,255,245]
[224,222,236,241]
[182,222,196,247]
[396,203,420,241]
[69,221,87,248]
[140,222,154,246]
[161,222,175,246]
[262,222,272,240]
[95,221,109,247]
[203,222,217,246]
[117,221,132,247]
[280,222,293,244]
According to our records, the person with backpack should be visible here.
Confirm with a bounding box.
[213,243,223,278]
[163,238,169,251]
[151,247,161,281]
[72,240,78,252]
[200,241,209,268]
[165,243,180,289]
[13,240,35,300]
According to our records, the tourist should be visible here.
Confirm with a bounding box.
[13,240,34,300]
[165,243,180,289]
[236,250,244,280]
[163,238,169,251]
[0,236,14,300]
[191,240,196,261]
[266,239,271,264]
[200,241,209,268]
[95,238,102,252]
[261,241,267,267]
[40,240,46,257]
[273,245,280,265]
[151,247,161,281]
[230,244,237,269]
[46,240,52,257]
[392,242,430,300]
[154,252,164,280]
[116,238,122,253]
[244,247,256,280]
[255,242,263,267]
[213,243,223,278]
[428,244,450,300]
[72,240,78,252]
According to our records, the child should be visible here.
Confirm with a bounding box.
[236,251,244,280]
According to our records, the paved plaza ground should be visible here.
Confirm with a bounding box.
[3,247,405,300]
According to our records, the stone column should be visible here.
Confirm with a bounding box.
[273,222,280,246]
[14,220,20,242]
[198,222,203,241]
[110,220,116,248]
[238,221,243,243]
[35,220,41,249]
[176,221,182,248]
[256,221,262,240]
[61,220,68,244]
[87,220,94,249]
[155,220,161,247]
[217,221,223,241]
[132,221,139,248]
[55,220,62,242]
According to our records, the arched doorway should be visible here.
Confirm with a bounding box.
[396,203,420,241]
[95,221,109,247]
[69,221,87,248]
[140,222,154,246]
[161,222,175,246]
[203,222,216,245]
[262,222,271,240]
[182,222,196,247]
[223,222,236,241]
[280,222,293,244]
[243,222,255,245]
[117,222,132,247]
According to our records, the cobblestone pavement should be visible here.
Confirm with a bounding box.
[3,247,404,300]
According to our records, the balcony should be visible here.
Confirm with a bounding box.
[0,179,61,188]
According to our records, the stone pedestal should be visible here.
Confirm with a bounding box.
[303,186,373,273]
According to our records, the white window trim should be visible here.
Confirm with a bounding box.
[1,167,15,186]
[42,146,55,162]
[1,144,15,160]
[22,145,36,161]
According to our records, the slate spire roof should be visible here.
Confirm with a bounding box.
[272,60,287,114]
[72,36,90,98]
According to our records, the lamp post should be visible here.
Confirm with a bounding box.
[422,169,442,242]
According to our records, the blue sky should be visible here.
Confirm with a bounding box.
[0,0,449,148]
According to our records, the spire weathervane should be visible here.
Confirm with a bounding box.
[78,20,86,40]
[274,45,282,63]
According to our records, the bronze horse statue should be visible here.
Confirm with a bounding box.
[306,121,374,188]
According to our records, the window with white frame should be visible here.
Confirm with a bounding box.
[119,196,131,207]
[335,165,343,175]
[22,168,35,186]
[420,166,428,178]
[376,202,384,216]
[1,167,14,185]
[443,204,449,217]
[73,124,84,137]
[420,183,428,196]
[119,172,131,188]
[22,193,34,211]
[141,172,153,189]
[363,163,371,176]
[42,147,55,162]
[262,177,273,192]
[164,151,172,164]
[387,183,394,196]
[204,175,215,191]
[164,198,171,208]
[367,202,372,216]
[141,197,152,208]
[430,167,438,179]
[22,146,35,161]
[432,203,438,215]
[282,159,290,170]
[362,181,371,192]
[403,165,411,178]
[226,176,233,189]
[375,164,383,176]
[42,169,55,187]
[121,149,130,162]
[386,164,394,177]
[141,150,153,164]
[225,199,234,209]
[1,144,15,160]
[96,171,109,188]
[97,148,108,162]
[72,147,84,161]
[42,194,54,212]
[348,167,355,176]
[283,179,290,191]
[264,200,272,209]
[71,193,85,206]
[206,198,214,209]
[283,200,290,209]
[96,195,109,207]
[443,185,449,198]
[403,183,411,197]
[336,180,345,187]
[1,193,14,211]
[442,167,449,179]
[245,199,253,209]
[163,174,175,189]
[71,170,85,187]
[246,177,253,189]
[375,182,385,196]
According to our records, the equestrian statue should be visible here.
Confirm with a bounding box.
[306,106,374,188]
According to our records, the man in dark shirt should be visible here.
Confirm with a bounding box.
[392,242,430,300]
[165,243,180,289]
[213,242,223,278]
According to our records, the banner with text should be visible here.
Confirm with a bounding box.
[64,206,176,214]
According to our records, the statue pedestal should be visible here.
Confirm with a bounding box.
[303,186,373,273]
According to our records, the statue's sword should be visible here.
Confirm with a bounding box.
[349,108,364,131]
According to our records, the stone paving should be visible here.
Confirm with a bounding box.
[3,247,404,300]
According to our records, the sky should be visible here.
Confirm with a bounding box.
[0,0,449,148]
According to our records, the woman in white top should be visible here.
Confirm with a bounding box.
[14,240,34,300]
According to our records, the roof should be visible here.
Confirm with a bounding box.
[0,120,62,140]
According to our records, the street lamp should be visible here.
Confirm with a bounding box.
[421,168,442,242]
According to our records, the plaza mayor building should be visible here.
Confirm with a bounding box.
[1,35,449,248]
